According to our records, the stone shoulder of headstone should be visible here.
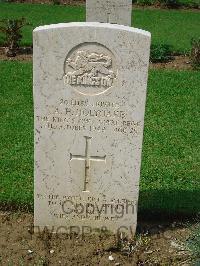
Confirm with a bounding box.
[33,22,151,237]
[33,22,150,36]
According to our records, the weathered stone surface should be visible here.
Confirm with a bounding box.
[86,0,132,26]
[33,22,151,236]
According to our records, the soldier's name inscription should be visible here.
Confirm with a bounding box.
[36,98,140,135]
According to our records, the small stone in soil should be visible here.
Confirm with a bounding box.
[109,255,114,261]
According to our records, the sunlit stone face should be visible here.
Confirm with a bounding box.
[33,22,151,236]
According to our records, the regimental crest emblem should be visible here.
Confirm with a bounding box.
[64,43,117,96]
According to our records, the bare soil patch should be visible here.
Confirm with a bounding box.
[0,48,194,70]
[0,47,32,62]
[4,0,200,10]
[0,211,194,265]
[12,0,85,5]
[150,55,193,70]
[133,4,200,11]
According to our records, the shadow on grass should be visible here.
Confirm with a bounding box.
[138,188,200,221]
[0,188,199,223]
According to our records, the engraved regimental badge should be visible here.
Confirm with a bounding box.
[64,43,117,96]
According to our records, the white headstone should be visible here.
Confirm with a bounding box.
[86,0,132,26]
[34,22,151,237]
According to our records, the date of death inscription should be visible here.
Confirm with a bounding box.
[36,98,141,136]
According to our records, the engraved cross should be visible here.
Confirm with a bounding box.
[106,0,112,23]
[107,12,111,23]
[70,136,106,192]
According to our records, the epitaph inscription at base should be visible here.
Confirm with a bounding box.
[34,22,151,236]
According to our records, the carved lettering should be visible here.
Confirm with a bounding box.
[65,73,114,87]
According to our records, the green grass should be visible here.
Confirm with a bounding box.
[0,61,33,207]
[0,3,200,53]
[180,0,200,7]
[0,61,199,214]
[140,69,200,215]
